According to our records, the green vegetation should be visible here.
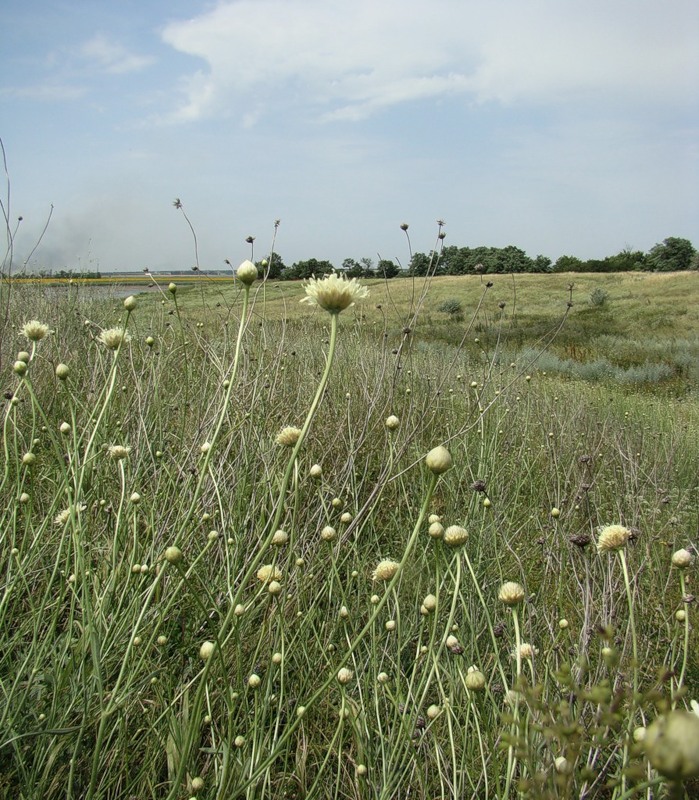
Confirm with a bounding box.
[1,271,698,799]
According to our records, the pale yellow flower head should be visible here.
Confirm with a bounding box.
[672,548,693,568]
[276,426,302,447]
[498,581,525,606]
[257,564,282,583]
[98,327,131,350]
[108,445,131,460]
[443,525,468,548]
[596,524,630,553]
[372,559,400,581]
[301,272,369,314]
[21,320,50,341]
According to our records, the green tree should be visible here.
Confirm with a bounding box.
[648,237,696,271]
[533,255,552,272]
[377,259,400,278]
[283,258,335,280]
[257,253,286,279]
[553,255,583,273]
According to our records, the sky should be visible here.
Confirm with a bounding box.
[1,0,698,273]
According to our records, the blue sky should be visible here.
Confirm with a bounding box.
[1,0,698,272]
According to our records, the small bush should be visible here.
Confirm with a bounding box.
[589,287,609,307]
[437,297,463,316]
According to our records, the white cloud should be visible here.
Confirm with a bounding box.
[161,0,699,123]
[79,34,155,74]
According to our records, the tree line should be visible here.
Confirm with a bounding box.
[260,236,697,279]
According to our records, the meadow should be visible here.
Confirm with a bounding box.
[1,268,698,799]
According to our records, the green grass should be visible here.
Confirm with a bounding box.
[1,275,698,799]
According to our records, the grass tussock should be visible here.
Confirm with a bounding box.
[1,274,698,799]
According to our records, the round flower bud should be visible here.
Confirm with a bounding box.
[426,704,441,720]
[551,507,560,518]
[372,559,400,581]
[236,260,258,286]
[385,415,400,430]
[428,514,441,524]
[517,642,537,660]
[356,764,367,777]
[164,546,183,564]
[596,524,630,553]
[157,635,168,645]
[633,726,647,743]
[425,445,453,475]
[22,452,36,466]
[200,441,211,454]
[554,756,570,774]
[17,351,31,363]
[337,667,353,685]
[422,593,437,613]
[428,522,444,539]
[498,582,525,606]
[272,652,282,665]
[191,777,204,792]
[443,525,468,548]
[19,492,30,504]
[377,671,390,684]
[676,609,686,622]
[645,710,699,779]
[168,282,177,294]
[199,640,215,660]
[465,666,486,691]
[672,548,693,569]
[130,492,141,504]
[268,580,282,596]
[320,525,336,542]
[234,735,245,747]
[123,295,137,311]
[272,529,288,546]
[310,463,323,478]
[59,422,71,434]
[145,335,155,347]
[13,360,28,376]
[385,620,396,631]
[55,363,70,380]
[340,512,352,524]
[248,673,261,688]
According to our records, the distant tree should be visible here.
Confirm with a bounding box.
[605,248,647,272]
[408,252,431,276]
[496,245,533,273]
[553,255,583,273]
[648,237,696,271]
[283,258,334,280]
[533,255,553,272]
[342,258,364,278]
[377,259,400,278]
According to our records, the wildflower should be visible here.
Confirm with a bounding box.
[272,529,288,546]
[22,452,36,466]
[644,710,699,779]
[257,564,282,583]
[320,525,336,542]
[301,272,369,314]
[516,643,538,660]
[98,327,131,350]
[422,594,437,613]
[465,666,486,691]
[425,445,453,475]
[164,546,183,563]
[54,504,86,526]
[372,559,400,581]
[199,641,215,660]
[337,667,353,685]
[385,620,396,631]
[385,415,400,430]
[443,525,468,547]
[428,522,444,539]
[596,524,630,553]
[108,445,131,460]
[21,320,50,341]
[237,259,258,286]
[276,426,302,446]
[672,548,693,568]
[498,582,525,606]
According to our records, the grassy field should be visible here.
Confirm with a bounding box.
[1,271,698,799]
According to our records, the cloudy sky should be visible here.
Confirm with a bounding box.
[1,0,698,272]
